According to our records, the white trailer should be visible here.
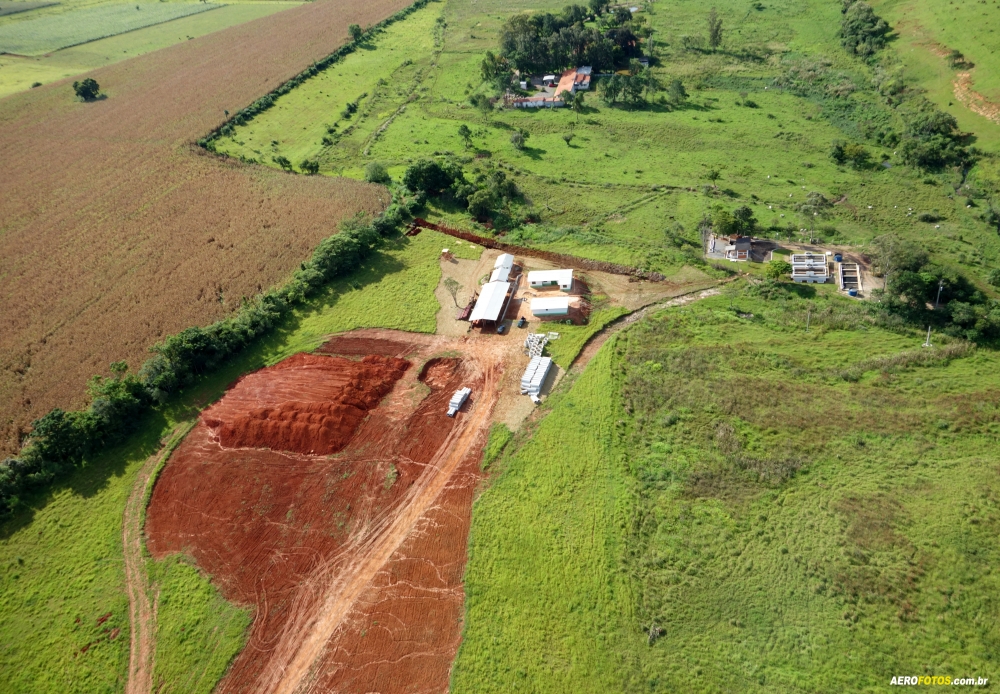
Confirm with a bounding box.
[447,387,471,417]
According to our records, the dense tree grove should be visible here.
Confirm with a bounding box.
[840,0,890,57]
[497,3,646,74]
[871,237,1000,342]
[403,158,520,221]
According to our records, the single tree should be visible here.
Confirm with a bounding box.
[588,0,607,16]
[571,91,586,122]
[470,93,493,122]
[273,155,293,171]
[563,133,575,146]
[557,89,573,106]
[443,277,462,307]
[348,24,363,42]
[458,124,473,149]
[706,168,721,188]
[300,159,319,175]
[510,130,526,150]
[765,259,793,280]
[707,8,723,49]
[364,161,391,184]
[732,205,757,234]
[72,78,100,101]
[667,78,688,105]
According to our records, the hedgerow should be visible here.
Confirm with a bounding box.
[0,191,425,517]
[200,0,432,151]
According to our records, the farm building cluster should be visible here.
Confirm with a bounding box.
[705,231,872,297]
[507,66,592,109]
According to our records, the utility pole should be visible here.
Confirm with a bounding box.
[805,308,811,332]
[922,326,932,348]
[934,279,944,309]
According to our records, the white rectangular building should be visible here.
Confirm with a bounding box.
[527,269,573,291]
[469,281,511,323]
[494,253,515,271]
[530,296,570,317]
[490,265,511,283]
[790,253,829,284]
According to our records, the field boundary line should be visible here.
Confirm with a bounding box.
[123,421,195,694]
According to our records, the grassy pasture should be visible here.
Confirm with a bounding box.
[456,284,1000,692]
[453,344,636,692]
[216,0,1000,288]
[0,3,298,98]
[0,227,476,693]
[0,2,221,56]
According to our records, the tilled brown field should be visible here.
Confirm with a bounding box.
[146,333,503,693]
[0,0,413,455]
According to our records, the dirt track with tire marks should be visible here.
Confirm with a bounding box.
[146,333,503,693]
[0,0,412,455]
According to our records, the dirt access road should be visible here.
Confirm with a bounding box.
[146,332,508,694]
[122,422,194,694]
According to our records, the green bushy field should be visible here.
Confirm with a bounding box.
[456,284,1000,692]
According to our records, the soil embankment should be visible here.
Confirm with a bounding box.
[146,335,499,693]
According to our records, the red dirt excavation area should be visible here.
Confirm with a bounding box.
[146,335,498,693]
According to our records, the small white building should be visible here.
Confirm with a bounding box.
[470,281,511,323]
[527,269,573,291]
[530,296,570,317]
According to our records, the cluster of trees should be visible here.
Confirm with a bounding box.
[599,62,686,107]
[402,158,520,221]
[496,2,649,75]
[871,236,1000,343]
[0,194,425,517]
[712,205,758,236]
[897,106,971,170]
[840,0,891,58]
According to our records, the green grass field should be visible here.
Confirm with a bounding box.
[456,283,1000,692]
[452,344,638,692]
[0,2,299,98]
[543,305,628,367]
[0,2,221,56]
[0,227,475,693]
[215,0,1000,287]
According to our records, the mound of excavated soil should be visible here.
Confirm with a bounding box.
[211,353,408,455]
[146,338,494,694]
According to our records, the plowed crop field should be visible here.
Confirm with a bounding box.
[146,333,503,693]
[0,0,412,455]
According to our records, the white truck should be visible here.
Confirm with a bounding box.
[447,387,471,417]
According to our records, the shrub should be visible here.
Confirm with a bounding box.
[917,212,942,223]
[364,161,391,184]
[765,259,792,280]
[403,158,459,194]
[299,159,319,175]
